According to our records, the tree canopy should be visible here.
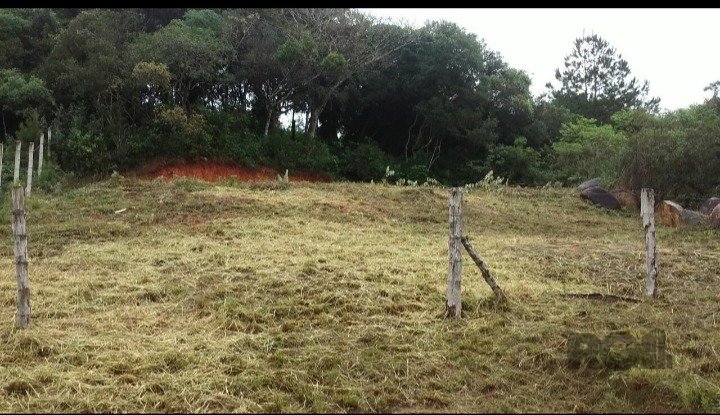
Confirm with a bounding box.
[0,8,718,200]
[547,34,660,124]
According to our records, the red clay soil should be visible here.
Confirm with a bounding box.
[132,158,333,183]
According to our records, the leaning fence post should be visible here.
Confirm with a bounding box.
[461,236,507,304]
[13,140,22,183]
[446,187,463,318]
[641,188,658,298]
[26,141,34,197]
[12,186,31,328]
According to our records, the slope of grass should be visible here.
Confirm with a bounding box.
[0,177,718,413]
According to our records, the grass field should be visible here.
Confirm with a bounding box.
[0,176,719,413]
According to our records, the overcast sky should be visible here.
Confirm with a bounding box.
[362,8,720,112]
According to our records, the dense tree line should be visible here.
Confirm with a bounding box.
[0,8,718,200]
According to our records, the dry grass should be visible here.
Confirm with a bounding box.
[0,177,719,413]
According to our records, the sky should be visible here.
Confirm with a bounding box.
[362,8,720,112]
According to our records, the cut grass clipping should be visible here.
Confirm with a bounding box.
[1,177,719,412]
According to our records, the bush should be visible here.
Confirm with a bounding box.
[16,110,42,144]
[617,106,720,203]
[35,160,72,194]
[551,116,627,185]
[53,108,113,175]
[395,152,432,183]
[486,136,546,185]
[340,139,394,181]
[201,108,263,167]
[154,105,211,159]
[265,129,338,174]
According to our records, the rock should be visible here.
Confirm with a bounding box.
[710,204,720,229]
[578,178,602,193]
[611,189,640,211]
[580,187,621,210]
[656,201,685,227]
[681,209,707,225]
[699,197,720,216]
[655,200,707,227]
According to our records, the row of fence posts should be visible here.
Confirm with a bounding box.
[8,127,51,328]
[445,186,659,317]
[7,174,659,328]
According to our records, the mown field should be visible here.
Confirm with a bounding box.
[0,177,719,413]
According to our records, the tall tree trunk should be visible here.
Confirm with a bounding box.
[308,110,319,138]
[291,109,296,140]
[264,107,273,138]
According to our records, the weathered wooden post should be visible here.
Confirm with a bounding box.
[0,143,4,192]
[26,141,34,197]
[38,133,44,177]
[641,188,658,297]
[446,187,463,318]
[47,127,51,157]
[13,140,22,183]
[12,186,31,328]
[461,236,507,304]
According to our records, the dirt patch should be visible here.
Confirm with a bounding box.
[131,158,333,183]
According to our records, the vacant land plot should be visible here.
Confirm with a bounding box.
[0,177,718,412]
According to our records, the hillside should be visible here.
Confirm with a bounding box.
[0,177,718,412]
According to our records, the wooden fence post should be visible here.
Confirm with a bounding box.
[0,143,4,192]
[26,142,34,197]
[12,186,30,328]
[446,187,463,318]
[38,133,44,178]
[641,188,658,298]
[13,140,21,183]
[47,127,51,158]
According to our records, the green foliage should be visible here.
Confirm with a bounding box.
[52,106,112,175]
[320,52,348,73]
[153,106,209,159]
[265,129,338,173]
[0,9,60,72]
[201,108,263,167]
[35,160,71,194]
[547,34,660,124]
[0,69,54,120]
[551,116,627,185]
[15,109,42,143]
[486,136,545,185]
[7,6,718,198]
[617,106,720,202]
[340,139,394,181]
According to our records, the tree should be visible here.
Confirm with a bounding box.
[132,9,234,111]
[0,69,53,140]
[282,9,410,138]
[0,9,60,73]
[547,34,660,124]
[551,116,627,183]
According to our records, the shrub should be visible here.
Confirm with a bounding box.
[265,129,338,174]
[201,108,263,167]
[486,136,545,186]
[340,139,394,181]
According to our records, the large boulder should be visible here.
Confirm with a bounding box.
[611,189,640,211]
[655,200,707,227]
[580,187,621,210]
[699,197,720,216]
[578,177,602,193]
[710,204,720,229]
